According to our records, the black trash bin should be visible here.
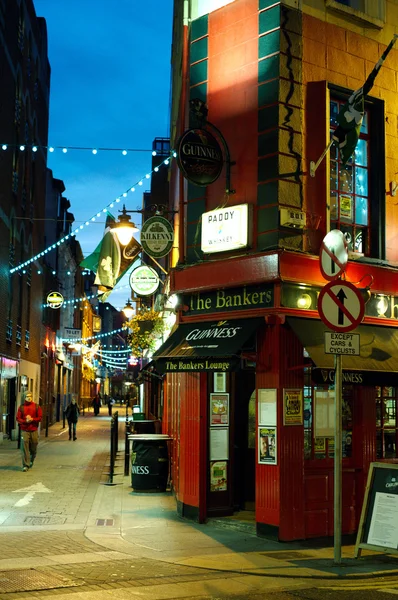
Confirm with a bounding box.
[131,434,170,492]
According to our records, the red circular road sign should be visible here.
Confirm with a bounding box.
[320,230,348,281]
[318,280,365,333]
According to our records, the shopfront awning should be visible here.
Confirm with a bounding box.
[153,318,263,373]
[288,317,398,383]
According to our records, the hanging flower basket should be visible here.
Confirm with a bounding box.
[124,308,164,358]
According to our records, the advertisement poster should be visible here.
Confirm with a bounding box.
[283,389,303,425]
[367,492,398,549]
[258,427,277,465]
[314,437,326,455]
[214,372,226,393]
[314,390,335,437]
[210,393,229,426]
[210,460,228,492]
[210,427,229,460]
[258,389,277,426]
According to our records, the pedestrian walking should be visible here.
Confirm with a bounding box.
[107,396,114,416]
[16,391,43,472]
[65,397,80,440]
[92,394,101,416]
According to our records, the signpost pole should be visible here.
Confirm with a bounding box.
[334,353,343,564]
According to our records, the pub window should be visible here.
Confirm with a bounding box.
[376,387,397,459]
[304,369,353,460]
[329,89,385,260]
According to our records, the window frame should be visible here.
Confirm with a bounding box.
[328,83,386,260]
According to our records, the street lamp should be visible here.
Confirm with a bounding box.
[122,299,135,319]
[114,205,139,246]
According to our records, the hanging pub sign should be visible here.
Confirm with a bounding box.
[140,216,174,258]
[129,265,159,296]
[201,204,251,253]
[176,128,223,186]
[47,291,64,309]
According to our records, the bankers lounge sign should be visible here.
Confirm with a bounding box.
[184,283,274,316]
[201,204,250,253]
[176,128,223,186]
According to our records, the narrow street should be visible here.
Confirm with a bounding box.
[0,409,397,599]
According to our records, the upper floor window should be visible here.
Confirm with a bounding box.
[326,0,385,27]
[330,99,369,255]
[328,88,385,260]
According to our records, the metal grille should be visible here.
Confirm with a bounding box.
[0,570,78,593]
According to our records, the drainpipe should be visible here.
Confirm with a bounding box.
[178,0,189,265]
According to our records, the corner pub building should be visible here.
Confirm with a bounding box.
[152,0,398,541]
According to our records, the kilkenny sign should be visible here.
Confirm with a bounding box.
[183,284,274,316]
[140,216,174,258]
[176,128,223,186]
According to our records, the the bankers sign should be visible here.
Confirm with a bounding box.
[140,216,174,258]
[176,128,223,186]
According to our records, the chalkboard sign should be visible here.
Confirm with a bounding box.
[354,462,398,558]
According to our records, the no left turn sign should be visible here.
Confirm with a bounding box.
[318,280,365,333]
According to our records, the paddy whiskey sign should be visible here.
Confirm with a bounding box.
[201,204,251,253]
[177,128,223,186]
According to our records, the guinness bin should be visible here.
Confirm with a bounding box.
[130,434,170,492]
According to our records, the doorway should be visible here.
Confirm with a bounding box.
[232,370,256,512]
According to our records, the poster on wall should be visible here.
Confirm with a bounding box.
[283,389,303,425]
[210,393,229,426]
[258,427,277,465]
[210,427,229,461]
[258,389,277,426]
[214,372,226,393]
[210,460,228,492]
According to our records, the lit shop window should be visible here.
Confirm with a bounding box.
[376,387,397,459]
[330,99,370,256]
[304,369,353,460]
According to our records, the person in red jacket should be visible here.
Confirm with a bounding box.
[16,391,43,472]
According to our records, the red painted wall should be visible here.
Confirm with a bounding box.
[207,0,258,218]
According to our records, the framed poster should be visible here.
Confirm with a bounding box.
[258,427,277,465]
[210,393,229,426]
[283,389,303,425]
[210,427,229,460]
[210,460,228,492]
[258,389,277,426]
[214,372,226,393]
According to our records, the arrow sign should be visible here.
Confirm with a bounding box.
[336,288,347,325]
[12,482,52,507]
[318,280,365,333]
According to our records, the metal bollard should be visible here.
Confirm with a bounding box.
[45,414,49,437]
[17,425,21,449]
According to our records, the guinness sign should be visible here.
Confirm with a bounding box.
[176,128,223,186]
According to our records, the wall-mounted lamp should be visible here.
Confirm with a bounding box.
[376,295,389,316]
[114,205,139,246]
[297,293,312,310]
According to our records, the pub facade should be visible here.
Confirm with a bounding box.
[154,0,398,540]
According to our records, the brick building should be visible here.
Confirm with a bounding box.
[154,0,398,540]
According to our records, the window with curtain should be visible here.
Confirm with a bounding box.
[330,99,370,255]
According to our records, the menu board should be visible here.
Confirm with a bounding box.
[355,462,398,557]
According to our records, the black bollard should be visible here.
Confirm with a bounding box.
[17,425,21,449]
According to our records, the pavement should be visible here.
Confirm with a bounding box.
[0,406,397,599]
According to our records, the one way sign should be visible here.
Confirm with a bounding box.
[318,280,365,333]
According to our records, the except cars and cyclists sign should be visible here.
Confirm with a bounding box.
[318,280,365,333]
[320,230,348,281]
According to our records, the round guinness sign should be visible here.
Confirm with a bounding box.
[47,291,64,309]
[141,216,174,258]
[177,128,223,186]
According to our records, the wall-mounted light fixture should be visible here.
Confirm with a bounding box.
[296,293,312,310]
[114,205,139,246]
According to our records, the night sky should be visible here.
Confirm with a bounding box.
[33,0,173,309]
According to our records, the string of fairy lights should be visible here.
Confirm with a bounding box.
[10,151,176,274]
[1,143,158,155]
